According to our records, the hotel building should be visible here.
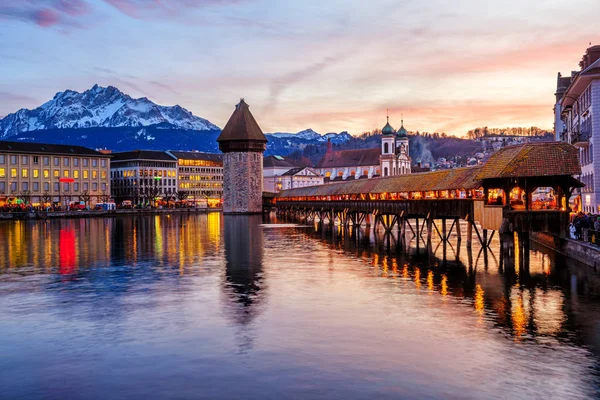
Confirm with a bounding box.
[167,151,223,206]
[556,45,600,213]
[0,141,111,206]
[110,150,178,204]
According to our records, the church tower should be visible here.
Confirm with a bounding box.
[380,115,396,177]
[395,118,411,174]
[217,99,268,214]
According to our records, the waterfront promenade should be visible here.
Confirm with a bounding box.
[0,207,217,221]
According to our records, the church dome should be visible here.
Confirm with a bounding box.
[381,117,395,135]
[397,121,408,138]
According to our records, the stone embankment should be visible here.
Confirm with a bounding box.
[531,232,600,268]
[0,208,218,221]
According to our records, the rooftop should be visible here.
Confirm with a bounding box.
[169,151,223,163]
[111,150,177,162]
[316,147,380,168]
[0,140,108,157]
[217,99,267,144]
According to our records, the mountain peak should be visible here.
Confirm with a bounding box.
[0,84,220,137]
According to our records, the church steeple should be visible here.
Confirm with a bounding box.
[381,110,396,136]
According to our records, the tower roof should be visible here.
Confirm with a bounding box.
[397,120,408,138]
[217,99,267,152]
[217,99,267,143]
[382,116,395,135]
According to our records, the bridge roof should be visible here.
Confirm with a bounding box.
[278,167,482,197]
[476,142,581,180]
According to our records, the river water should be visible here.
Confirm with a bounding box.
[0,213,599,399]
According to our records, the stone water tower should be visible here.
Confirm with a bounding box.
[217,99,268,214]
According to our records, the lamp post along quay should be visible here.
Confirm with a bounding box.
[217,99,268,214]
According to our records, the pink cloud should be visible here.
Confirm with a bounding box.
[33,8,60,27]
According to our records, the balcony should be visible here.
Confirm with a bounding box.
[571,131,591,147]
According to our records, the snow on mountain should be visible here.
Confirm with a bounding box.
[268,128,351,143]
[0,84,220,137]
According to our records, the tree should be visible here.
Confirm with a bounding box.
[98,190,111,204]
[146,185,162,207]
[176,190,188,201]
[79,190,91,208]
[41,192,52,207]
[18,190,32,206]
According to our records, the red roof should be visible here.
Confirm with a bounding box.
[476,142,581,180]
[316,147,380,168]
[217,99,267,144]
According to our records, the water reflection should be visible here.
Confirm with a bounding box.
[0,214,600,399]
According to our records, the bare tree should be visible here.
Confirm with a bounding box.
[79,190,91,209]
[146,186,162,208]
[18,190,32,206]
[98,190,111,204]
[176,190,188,201]
[41,192,52,207]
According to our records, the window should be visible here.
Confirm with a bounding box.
[101,159,106,168]
[11,155,17,165]
[83,182,89,191]
[83,170,88,179]
[74,170,79,179]
[22,169,28,178]
[43,169,49,178]
[22,156,28,165]
[33,169,39,178]
[33,156,39,164]
[92,182,98,191]
[101,183,107,191]
[92,170,97,179]
[0,155,4,164]
[63,170,69,178]
[83,158,89,167]
[63,183,69,192]
[0,182,5,192]
[92,159,97,167]
[22,182,28,191]
[73,158,79,167]
[101,171,106,179]
[63,157,69,167]
[11,168,17,178]
[10,182,17,192]
[44,182,49,191]
[53,157,60,166]
[43,156,49,166]
[54,170,59,178]
[33,182,39,192]
[74,182,79,191]
[0,168,4,178]
[54,183,59,191]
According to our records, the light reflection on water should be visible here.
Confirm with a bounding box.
[0,213,599,399]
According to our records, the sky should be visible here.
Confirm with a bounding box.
[1,0,600,136]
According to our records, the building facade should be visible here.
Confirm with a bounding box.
[0,141,111,207]
[556,45,600,213]
[168,151,223,206]
[110,150,178,205]
[217,99,267,214]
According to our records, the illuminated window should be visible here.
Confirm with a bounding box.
[74,170,79,178]
[53,170,59,178]
[83,170,88,179]
[0,168,4,178]
[11,168,17,178]
[63,170,69,178]
[33,169,39,178]
[101,171,106,179]
[92,170,97,179]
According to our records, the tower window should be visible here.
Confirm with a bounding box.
[384,143,389,154]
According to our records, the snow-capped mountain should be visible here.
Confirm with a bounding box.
[0,84,219,137]
[268,129,352,143]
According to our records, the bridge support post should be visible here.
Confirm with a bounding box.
[455,218,462,242]
[442,218,447,241]
[426,217,433,243]
[483,229,488,246]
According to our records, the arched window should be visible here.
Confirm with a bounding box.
[384,167,388,177]
[384,143,389,154]
[337,171,343,177]
[401,166,405,174]
[350,170,356,177]
[363,169,369,177]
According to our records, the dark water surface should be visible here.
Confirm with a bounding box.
[1,213,600,399]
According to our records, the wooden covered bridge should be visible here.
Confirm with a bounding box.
[274,142,582,248]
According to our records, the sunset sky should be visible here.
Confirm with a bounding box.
[1,0,599,136]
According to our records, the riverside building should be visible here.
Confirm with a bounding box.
[110,150,178,205]
[263,155,323,193]
[167,151,223,207]
[0,141,110,207]
[555,45,600,213]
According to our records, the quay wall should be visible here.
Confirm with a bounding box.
[0,208,219,221]
[531,232,600,268]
